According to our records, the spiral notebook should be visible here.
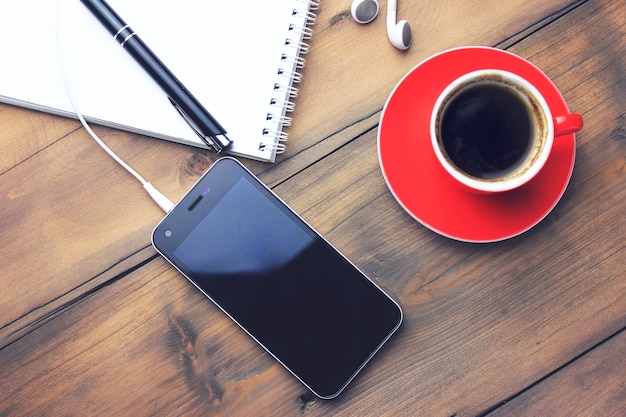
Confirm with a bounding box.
[0,0,318,162]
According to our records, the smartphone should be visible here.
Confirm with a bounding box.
[152,157,402,399]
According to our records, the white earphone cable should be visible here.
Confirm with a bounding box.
[55,0,174,213]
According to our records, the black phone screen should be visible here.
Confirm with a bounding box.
[152,158,402,398]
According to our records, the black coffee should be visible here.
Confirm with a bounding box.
[440,83,533,179]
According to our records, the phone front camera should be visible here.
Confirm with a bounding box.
[164,230,173,238]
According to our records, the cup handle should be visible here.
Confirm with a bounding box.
[554,113,583,136]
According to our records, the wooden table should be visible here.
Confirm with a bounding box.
[1,0,624,415]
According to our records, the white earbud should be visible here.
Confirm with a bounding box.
[351,0,379,24]
[387,0,411,50]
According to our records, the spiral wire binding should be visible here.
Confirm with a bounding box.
[259,0,318,153]
[274,83,299,98]
[266,113,293,126]
[285,39,310,54]
[269,98,297,113]
[288,24,314,41]
[277,68,303,84]
[280,54,307,69]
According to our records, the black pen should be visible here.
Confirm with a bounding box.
[80,0,232,153]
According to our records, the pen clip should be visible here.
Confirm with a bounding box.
[168,98,232,153]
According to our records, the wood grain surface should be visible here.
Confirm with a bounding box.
[1,0,624,415]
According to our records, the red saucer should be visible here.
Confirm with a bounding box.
[378,47,577,243]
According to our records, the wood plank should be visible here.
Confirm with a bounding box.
[1,1,623,414]
[0,105,80,173]
[0,128,162,346]
[487,330,626,416]
[1,110,623,414]
[1,0,624,415]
